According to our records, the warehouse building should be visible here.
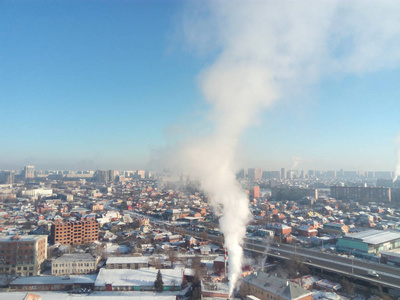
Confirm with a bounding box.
[337,229,400,260]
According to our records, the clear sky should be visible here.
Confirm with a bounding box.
[1,0,400,172]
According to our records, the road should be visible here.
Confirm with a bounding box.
[244,238,400,291]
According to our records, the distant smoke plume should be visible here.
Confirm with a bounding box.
[290,157,301,170]
[177,0,400,295]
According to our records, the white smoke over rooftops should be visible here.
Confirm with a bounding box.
[172,0,400,295]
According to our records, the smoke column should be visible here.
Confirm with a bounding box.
[177,0,400,295]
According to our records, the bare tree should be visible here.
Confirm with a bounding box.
[341,277,355,294]
[0,269,16,287]
[283,255,309,278]
[149,255,163,269]
[200,231,208,242]
[168,248,178,268]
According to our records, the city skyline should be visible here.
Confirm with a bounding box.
[1,1,400,172]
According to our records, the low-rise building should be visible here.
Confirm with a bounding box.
[240,272,312,300]
[51,253,98,275]
[94,268,183,291]
[106,256,149,269]
[9,275,95,291]
[322,223,348,236]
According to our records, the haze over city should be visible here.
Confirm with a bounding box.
[1,0,400,172]
[3,2,400,299]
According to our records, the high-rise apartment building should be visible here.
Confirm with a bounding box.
[108,170,115,182]
[95,170,115,182]
[262,171,280,179]
[51,220,99,245]
[0,234,47,276]
[280,168,286,180]
[137,170,146,179]
[236,169,246,179]
[248,168,262,180]
[330,186,391,202]
[23,166,35,179]
[0,170,14,184]
[253,186,260,198]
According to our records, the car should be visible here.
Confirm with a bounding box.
[305,259,312,263]
[274,251,280,255]
[367,270,379,278]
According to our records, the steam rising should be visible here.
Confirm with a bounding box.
[177,0,400,295]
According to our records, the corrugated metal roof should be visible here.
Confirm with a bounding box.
[344,229,400,245]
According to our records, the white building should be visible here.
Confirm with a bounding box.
[106,256,149,269]
[21,188,53,197]
[52,253,98,275]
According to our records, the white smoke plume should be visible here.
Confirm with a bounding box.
[290,156,301,171]
[176,0,400,295]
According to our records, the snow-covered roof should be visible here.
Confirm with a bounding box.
[95,268,183,287]
[106,256,149,264]
[11,275,96,285]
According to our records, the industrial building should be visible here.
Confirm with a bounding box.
[336,229,400,260]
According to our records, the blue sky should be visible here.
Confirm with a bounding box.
[1,0,400,172]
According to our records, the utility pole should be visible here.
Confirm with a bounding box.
[352,257,354,274]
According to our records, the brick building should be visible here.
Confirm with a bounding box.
[0,234,47,276]
[51,220,99,245]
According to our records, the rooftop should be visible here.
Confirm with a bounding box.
[95,268,184,287]
[11,275,96,286]
[243,272,312,300]
[106,256,149,264]
[0,234,46,242]
[53,253,96,262]
[342,229,400,245]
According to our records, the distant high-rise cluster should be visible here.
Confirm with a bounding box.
[236,167,395,181]
[95,170,116,182]
[247,168,262,180]
[23,165,35,179]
